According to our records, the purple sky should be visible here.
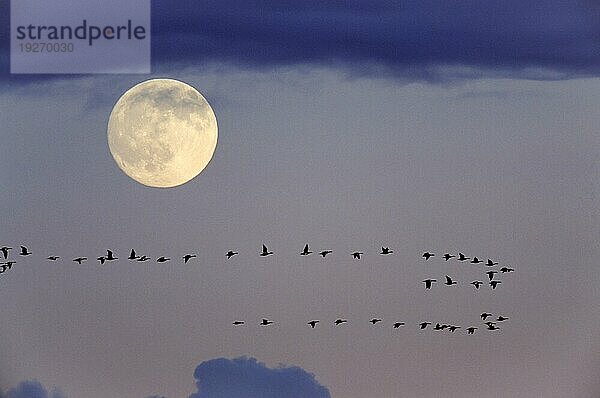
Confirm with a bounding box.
[0,2,599,397]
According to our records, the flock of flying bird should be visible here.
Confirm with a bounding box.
[420,251,515,291]
[0,244,514,334]
[231,311,509,334]
[229,247,514,334]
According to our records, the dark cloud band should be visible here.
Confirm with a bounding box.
[2,1,599,82]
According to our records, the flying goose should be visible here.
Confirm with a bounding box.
[444,275,457,286]
[260,244,273,257]
[443,253,455,261]
[183,254,196,263]
[352,251,363,259]
[422,252,434,260]
[226,250,238,259]
[380,247,393,255]
[128,249,139,260]
[106,250,117,261]
[480,312,493,320]
[0,247,11,259]
[423,279,437,289]
[471,281,483,289]
[300,244,312,256]
[486,270,498,281]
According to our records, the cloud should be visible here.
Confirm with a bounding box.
[150,0,600,81]
[1,0,599,84]
[187,357,331,398]
[2,358,329,398]
[0,380,66,398]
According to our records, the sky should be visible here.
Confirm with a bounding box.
[0,1,599,397]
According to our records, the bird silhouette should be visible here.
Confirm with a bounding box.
[485,322,500,330]
[423,279,437,289]
[500,267,514,273]
[19,246,31,256]
[496,316,509,322]
[73,257,87,264]
[352,251,363,259]
[308,320,319,328]
[1,261,15,271]
[47,256,60,261]
[226,250,238,259]
[0,247,12,259]
[445,275,457,286]
[137,255,150,262]
[422,252,434,260]
[319,250,332,257]
[486,270,498,280]
[260,318,274,326]
[486,259,499,267]
[443,253,455,261]
[156,256,170,263]
[97,256,106,264]
[480,312,492,320]
[334,319,348,325]
[458,253,470,261]
[470,257,482,264]
[232,321,245,326]
[448,325,461,332]
[106,250,117,261]
[490,280,502,289]
[393,322,405,328]
[260,244,273,257]
[434,323,448,331]
[183,254,196,263]
[370,318,382,325]
[300,244,312,256]
[419,322,432,329]
[466,327,478,334]
[128,249,139,260]
[471,281,484,289]
[380,247,393,255]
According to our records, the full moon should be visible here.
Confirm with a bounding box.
[107,78,218,188]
